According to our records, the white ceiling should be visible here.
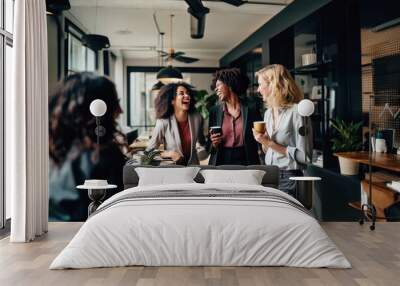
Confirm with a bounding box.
[69,0,292,65]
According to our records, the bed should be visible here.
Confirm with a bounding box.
[50,165,350,269]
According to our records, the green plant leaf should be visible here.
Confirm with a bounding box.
[330,118,363,152]
[193,90,218,120]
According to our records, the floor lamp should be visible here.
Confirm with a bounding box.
[85,99,108,215]
[293,99,321,209]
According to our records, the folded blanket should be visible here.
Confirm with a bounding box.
[92,188,313,218]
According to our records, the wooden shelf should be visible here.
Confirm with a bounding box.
[291,60,332,75]
[349,201,362,211]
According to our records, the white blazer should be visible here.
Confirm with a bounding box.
[146,112,208,165]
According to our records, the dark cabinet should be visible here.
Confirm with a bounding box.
[269,0,362,169]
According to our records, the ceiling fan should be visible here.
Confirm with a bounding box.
[159,14,200,64]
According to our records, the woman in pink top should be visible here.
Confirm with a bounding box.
[208,68,262,165]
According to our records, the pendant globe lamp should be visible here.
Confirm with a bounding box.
[151,31,165,92]
[156,15,183,84]
[81,0,111,51]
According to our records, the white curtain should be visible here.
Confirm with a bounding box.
[7,0,49,242]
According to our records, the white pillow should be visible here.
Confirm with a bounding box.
[200,169,266,185]
[135,167,200,186]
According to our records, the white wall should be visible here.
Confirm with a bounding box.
[184,73,214,95]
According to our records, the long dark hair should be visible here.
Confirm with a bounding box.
[49,72,126,165]
[155,82,197,119]
[212,68,250,96]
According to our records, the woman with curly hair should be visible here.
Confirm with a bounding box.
[49,72,127,221]
[146,82,207,165]
[208,68,262,165]
[253,64,312,196]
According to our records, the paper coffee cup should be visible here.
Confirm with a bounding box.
[253,121,266,133]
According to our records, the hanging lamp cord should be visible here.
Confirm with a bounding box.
[161,32,165,67]
[95,0,98,33]
[168,14,174,66]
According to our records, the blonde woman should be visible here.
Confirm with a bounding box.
[252,64,312,196]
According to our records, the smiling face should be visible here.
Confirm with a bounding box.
[171,85,191,112]
[215,80,231,102]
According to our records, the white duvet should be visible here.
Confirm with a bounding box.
[50,183,351,269]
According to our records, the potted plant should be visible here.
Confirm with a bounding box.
[140,149,161,165]
[194,90,218,120]
[331,119,363,175]
[194,90,218,133]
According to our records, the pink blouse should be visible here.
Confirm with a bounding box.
[177,120,192,163]
[221,105,244,147]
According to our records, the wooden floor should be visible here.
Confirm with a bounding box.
[0,222,399,286]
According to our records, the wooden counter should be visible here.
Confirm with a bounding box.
[334,151,400,172]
